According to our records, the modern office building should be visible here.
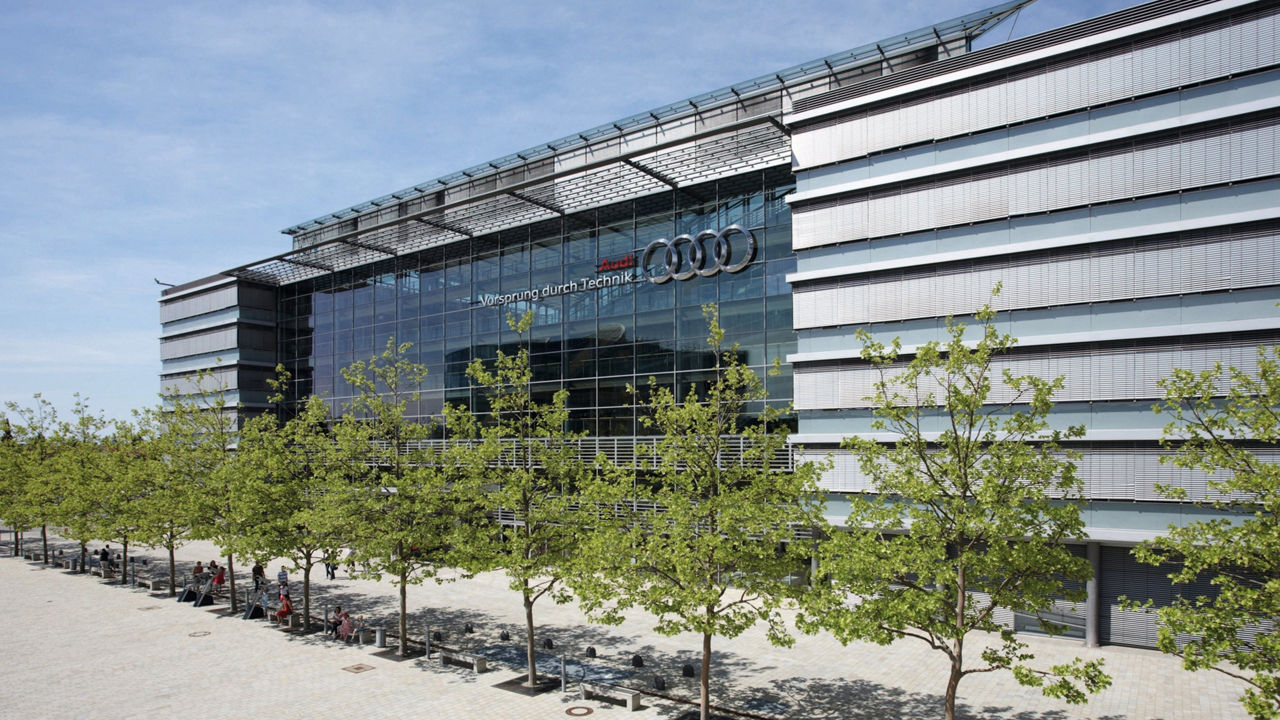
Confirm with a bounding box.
[160,0,1280,648]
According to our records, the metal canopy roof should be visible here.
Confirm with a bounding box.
[229,0,1030,286]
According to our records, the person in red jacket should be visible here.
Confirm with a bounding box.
[275,594,294,624]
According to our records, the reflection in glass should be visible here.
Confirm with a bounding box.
[278,172,795,435]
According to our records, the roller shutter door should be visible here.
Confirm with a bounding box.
[1100,545,1216,648]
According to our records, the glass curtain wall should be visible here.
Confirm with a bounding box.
[277,166,797,437]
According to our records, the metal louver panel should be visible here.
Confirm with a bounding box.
[792,224,1280,328]
[800,444,1280,501]
[159,326,239,361]
[793,115,1280,250]
[792,6,1280,169]
[1099,546,1216,648]
[794,337,1270,411]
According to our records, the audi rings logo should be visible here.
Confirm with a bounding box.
[640,225,757,284]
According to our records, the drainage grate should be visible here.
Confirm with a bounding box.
[138,606,160,611]
[188,631,210,637]
[566,708,594,717]
[342,664,375,674]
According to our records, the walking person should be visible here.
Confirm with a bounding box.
[277,566,289,601]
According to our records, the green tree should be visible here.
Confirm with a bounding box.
[99,419,155,584]
[230,369,344,631]
[798,304,1110,720]
[4,395,62,564]
[54,395,113,573]
[332,339,480,656]
[164,369,243,611]
[1132,345,1280,719]
[0,415,19,554]
[462,311,599,688]
[133,405,197,596]
[578,306,825,720]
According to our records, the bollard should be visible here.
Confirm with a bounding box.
[375,627,386,648]
[560,655,567,692]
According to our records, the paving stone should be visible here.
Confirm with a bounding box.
[0,537,1253,720]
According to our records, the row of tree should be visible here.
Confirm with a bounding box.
[1,304,1275,720]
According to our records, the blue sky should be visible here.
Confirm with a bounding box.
[0,0,1131,422]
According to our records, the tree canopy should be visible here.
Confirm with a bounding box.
[1135,345,1280,719]
[798,303,1110,720]
[331,338,481,656]
[462,311,599,687]
[230,369,345,630]
[579,305,825,720]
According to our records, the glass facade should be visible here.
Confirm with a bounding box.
[276,166,797,437]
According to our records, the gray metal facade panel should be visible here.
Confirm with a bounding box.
[792,223,1280,329]
[795,114,1280,249]
[791,5,1280,171]
[159,326,238,361]
[800,445,1280,501]
[159,284,239,324]
[794,336,1272,411]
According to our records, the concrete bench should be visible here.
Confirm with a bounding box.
[437,648,487,673]
[273,612,302,630]
[139,577,169,592]
[93,565,117,579]
[338,624,374,645]
[581,681,641,711]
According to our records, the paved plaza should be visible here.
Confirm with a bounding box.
[0,536,1252,720]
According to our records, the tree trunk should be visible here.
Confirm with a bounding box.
[945,561,966,720]
[700,630,712,720]
[944,656,963,720]
[167,544,177,597]
[12,530,18,556]
[524,586,538,687]
[302,560,313,632]
[398,570,408,657]
[226,554,237,613]
[79,542,87,574]
[121,538,129,585]
[40,524,48,565]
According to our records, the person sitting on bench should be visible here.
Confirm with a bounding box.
[330,606,349,639]
[275,594,294,624]
[211,565,226,595]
